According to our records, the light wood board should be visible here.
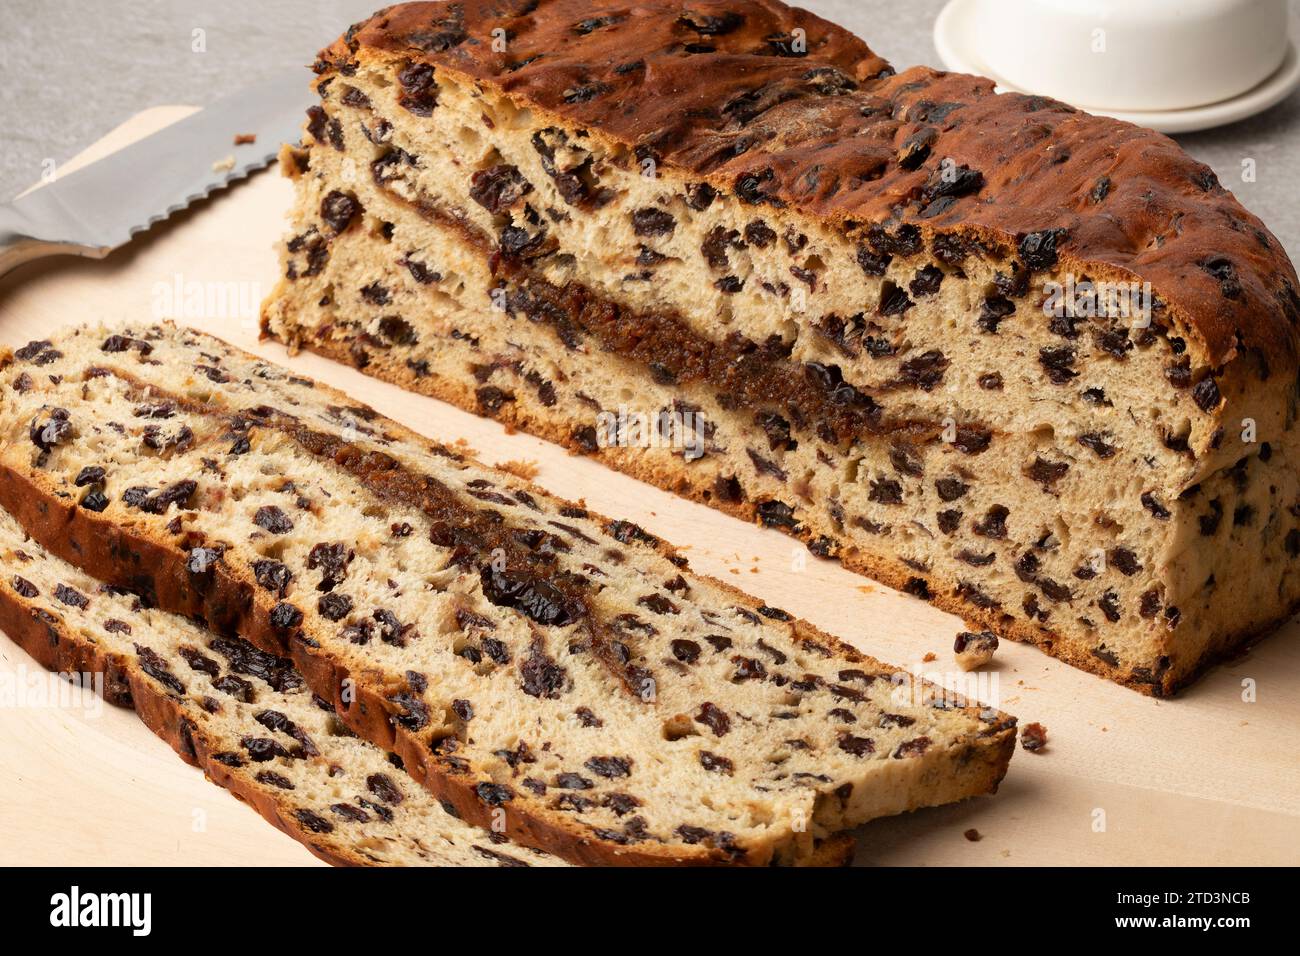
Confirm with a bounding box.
[1,109,1297,867]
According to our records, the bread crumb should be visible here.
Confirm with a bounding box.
[856,585,874,594]
[495,458,539,480]
[953,630,998,671]
[963,828,981,842]
[234,133,257,145]
[212,155,236,173]
[1020,722,1048,753]
[922,652,937,663]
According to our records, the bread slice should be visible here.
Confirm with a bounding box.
[0,505,853,868]
[0,323,1013,866]
[0,509,568,867]
[261,0,1300,697]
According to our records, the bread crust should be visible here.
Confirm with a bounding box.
[320,0,1299,380]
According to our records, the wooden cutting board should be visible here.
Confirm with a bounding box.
[1,109,1297,867]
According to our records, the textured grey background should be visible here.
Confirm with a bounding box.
[1,0,1298,257]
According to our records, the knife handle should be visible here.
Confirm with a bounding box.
[0,205,110,279]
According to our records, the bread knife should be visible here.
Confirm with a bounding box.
[0,68,311,278]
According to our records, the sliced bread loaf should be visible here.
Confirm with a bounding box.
[0,323,1015,865]
[0,508,567,867]
[262,0,1300,696]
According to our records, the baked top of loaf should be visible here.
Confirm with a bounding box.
[0,324,1015,865]
[263,0,1300,699]
[0,509,567,867]
[320,0,1299,374]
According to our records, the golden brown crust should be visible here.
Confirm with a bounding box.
[320,0,1298,377]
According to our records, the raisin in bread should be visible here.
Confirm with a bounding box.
[0,324,1015,866]
[261,0,1300,697]
[0,510,567,867]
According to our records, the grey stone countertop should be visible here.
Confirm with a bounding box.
[1,0,1298,261]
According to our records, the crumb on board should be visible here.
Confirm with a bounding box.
[953,630,998,671]
[211,155,236,173]
[495,459,539,480]
[963,828,982,842]
[234,133,257,145]
[1020,722,1048,753]
[922,652,937,663]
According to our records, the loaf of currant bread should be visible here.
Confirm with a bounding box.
[262,0,1300,697]
[0,324,1014,866]
[0,509,567,867]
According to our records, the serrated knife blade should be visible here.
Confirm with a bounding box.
[0,67,312,277]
